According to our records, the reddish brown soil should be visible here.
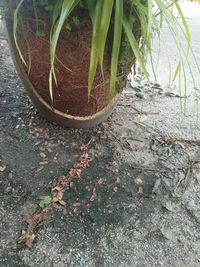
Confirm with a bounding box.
[17,12,111,117]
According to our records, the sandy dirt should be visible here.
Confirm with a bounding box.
[1,2,200,266]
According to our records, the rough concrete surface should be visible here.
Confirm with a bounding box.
[1,2,200,267]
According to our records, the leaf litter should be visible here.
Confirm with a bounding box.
[15,136,96,248]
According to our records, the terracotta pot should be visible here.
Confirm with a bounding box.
[4,5,120,128]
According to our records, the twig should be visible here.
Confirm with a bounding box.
[131,166,165,173]
[133,120,164,136]
[174,160,200,192]
[118,104,159,115]
[133,121,200,147]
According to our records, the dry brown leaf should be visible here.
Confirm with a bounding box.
[53,190,64,204]
[80,143,88,151]
[25,233,36,248]
[69,168,82,178]
[39,161,48,166]
[36,165,44,172]
[73,162,90,169]
[16,230,36,248]
[34,141,42,146]
[57,191,64,200]
[138,186,144,195]
[53,197,59,202]
[59,200,66,206]
[79,153,93,162]
[52,186,62,192]
[26,205,52,228]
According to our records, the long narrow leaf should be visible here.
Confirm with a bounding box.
[13,0,27,66]
[123,16,149,79]
[109,0,123,100]
[175,2,191,55]
[98,0,114,70]
[87,0,97,23]
[88,0,103,98]
[49,0,80,102]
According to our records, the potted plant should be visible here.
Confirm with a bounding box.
[3,0,191,128]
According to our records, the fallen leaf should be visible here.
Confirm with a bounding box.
[90,187,97,202]
[53,197,59,202]
[0,165,6,172]
[97,178,106,186]
[134,177,143,185]
[179,143,186,149]
[39,196,52,209]
[59,200,66,206]
[57,191,64,200]
[116,177,121,184]
[39,161,48,166]
[138,186,144,195]
[113,186,118,192]
[36,165,44,172]
[72,203,81,215]
[34,141,41,146]
[52,186,62,192]
[135,114,148,123]
[69,168,82,179]
[26,235,35,248]
[79,153,93,162]
[26,205,52,228]
[39,152,46,158]
[152,178,161,194]
[16,230,36,248]
[44,132,50,140]
[80,143,88,151]
[73,161,90,169]
[52,188,65,206]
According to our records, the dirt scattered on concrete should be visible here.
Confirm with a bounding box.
[1,6,200,266]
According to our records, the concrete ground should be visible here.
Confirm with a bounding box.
[0,2,200,266]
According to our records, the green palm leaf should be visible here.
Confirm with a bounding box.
[109,0,123,100]
[98,0,114,70]
[88,0,103,98]
[13,0,27,66]
[49,0,80,102]
[123,16,149,79]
